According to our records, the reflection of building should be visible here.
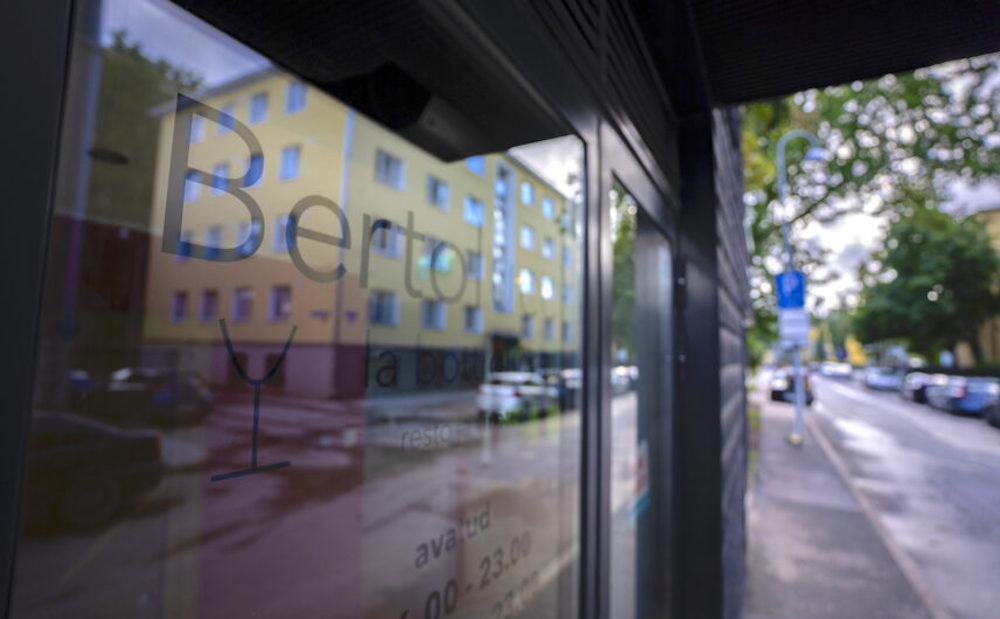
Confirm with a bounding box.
[143,69,580,396]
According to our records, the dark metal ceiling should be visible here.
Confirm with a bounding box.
[686,0,1000,104]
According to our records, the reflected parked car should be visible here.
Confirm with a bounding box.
[900,372,945,404]
[770,368,814,405]
[86,367,212,426]
[925,376,1000,415]
[20,411,164,532]
[540,368,582,410]
[864,367,903,391]
[476,372,560,422]
[819,362,853,379]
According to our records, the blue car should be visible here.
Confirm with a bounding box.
[925,376,1000,415]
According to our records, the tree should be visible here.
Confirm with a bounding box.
[742,54,1000,365]
[852,207,1000,363]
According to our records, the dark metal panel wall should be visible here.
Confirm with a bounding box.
[0,1,75,616]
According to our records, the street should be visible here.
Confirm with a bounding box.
[768,373,1000,619]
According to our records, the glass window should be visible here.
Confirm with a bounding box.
[190,114,205,142]
[285,80,306,113]
[421,299,447,329]
[542,196,555,218]
[520,181,533,205]
[426,175,449,210]
[466,154,486,174]
[205,225,224,259]
[466,250,483,279]
[464,196,484,227]
[375,149,405,189]
[369,290,399,325]
[518,268,534,294]
[544,317,555,340]
[232,286,253,321]
[269,285,292,321]
[171,291,188,322]
[183,170,200,201]
[542,236,555,259]
[464,305,483,333]
[244,153,263,187]
[520,224,535,249]
[11,6,587,618]
[211,162,228,193]
[201,289,219,321]
[563,320,571,341]
[249,90,268,123]
[541,275,554,300]
[279,145,300,180]
[219,102,236,133]
[563,246,572,268]
[562,283,572,304]
[521,314,535,338]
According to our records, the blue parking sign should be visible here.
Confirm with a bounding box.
[776,271,805,308]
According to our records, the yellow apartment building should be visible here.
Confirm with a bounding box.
[142,68,581,397]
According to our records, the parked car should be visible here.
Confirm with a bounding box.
[540,368,582,411]
[770,368,814,405]
[476,372,560,422]
[899,372,945,404]
[819,361,853,379]
[925,376,1000,415]
[986,402,1000,428]
[86,367,212,427]
[864,367,903,391]
[20,411,164,532]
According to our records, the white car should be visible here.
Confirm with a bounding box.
[819,362,853,379]
[476,372,559,422]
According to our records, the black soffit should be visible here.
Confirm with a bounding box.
[686,0,1000,104]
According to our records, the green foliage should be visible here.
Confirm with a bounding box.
[742,54,1000,364]
[852,207,1000,362]
[610,186,637,363]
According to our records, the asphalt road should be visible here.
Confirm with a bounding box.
[808,375,1000,619]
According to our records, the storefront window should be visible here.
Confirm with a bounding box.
[10,2,585,617]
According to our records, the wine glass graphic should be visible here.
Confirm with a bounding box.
[211,318,297,482]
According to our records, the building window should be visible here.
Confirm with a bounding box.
[372,222,401,257]
[427,175,449,210]
[562,321,571,341]
[200,289,219,322]
[232,287,253,321]
[520,225,535,249]
[562,283,572,304]
[205,226,224,259]
[424,237,449,273]
[464,196,484,227]
[244,153,263,187]
[183,170,200,202]
[274,215,292,251]
[280,145,301,180]
[464,306,483,333]
[520,181,533,205]
[544,318,555,340]
[375,149,405,189]
[466,155,486,175]
[369,290,399,326]
[421,300,447,330]
[542,237,555,259]
[269,285,292,321]
[541,276,554,300]
[285,81,306,113]
[249,91,268,123]
[521,315,535,338]
[466,251,483,279]
[518,268,534,294]
[189,115,204,143]
[218,103,236,133]
[177,230,193,262]
[562,247,572,268]
[238,220,261,256]
[211,163,228,194]
[170,291,188,323]
[542,197,554,219]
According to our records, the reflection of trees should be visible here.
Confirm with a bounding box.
[610,187,636,363]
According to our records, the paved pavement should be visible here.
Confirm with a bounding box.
[744,376,932,619]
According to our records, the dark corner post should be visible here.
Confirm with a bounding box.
[675,111,724,618]
[0,1,74,615]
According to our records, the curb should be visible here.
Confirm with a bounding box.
[806,403,955,619]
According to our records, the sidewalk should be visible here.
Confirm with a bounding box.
[743,395,931,619]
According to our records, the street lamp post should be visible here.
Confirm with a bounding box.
[775,129,824,445]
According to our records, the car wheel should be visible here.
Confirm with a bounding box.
[59,472,123,529]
